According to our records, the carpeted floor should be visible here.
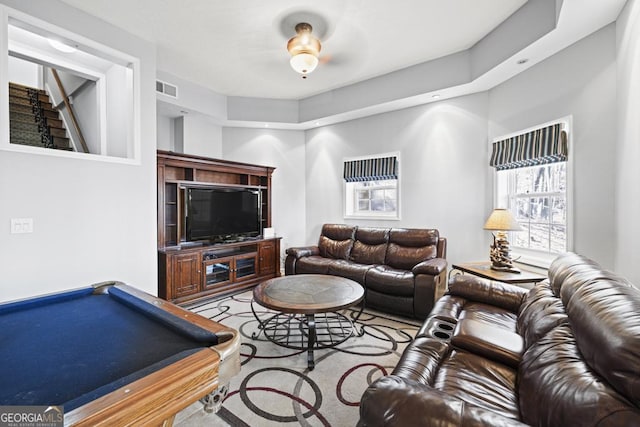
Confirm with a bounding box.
[174,290,420,427]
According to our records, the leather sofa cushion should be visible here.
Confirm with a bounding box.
[318,235,352,260]
[321,223,356,241]
[366,289,414,318]
[350,240,387,265]
[517,281,568,349]
[391,337,450,385]
[365,265,415,297]
[519,324,640,426]
[459,302,518,332]
[296,256,335,275]
[389,228,439,247]
[327,260,372,285]
[560,277,640,406]
[385,243,436,270]
[452,319,523,368]
[435,349,520,420]
[355,227,389,245]
[448,275,528,313]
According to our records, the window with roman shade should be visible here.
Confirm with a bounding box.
[490,123,568,170]
[343,156,398,182]
[343,154,400,219]
[492,120,571,267]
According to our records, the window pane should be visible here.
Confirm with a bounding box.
[515,198,531,220]
[513,225,530,248]
[371,189,384,200]
[551,224,567,253]
[530,197,550,222]
[357,190,369,200]
[551,197,566,223]
[533,167,550,193]
[370,199,385,211]
[384,199,396,211]
[529,223,550,251]
[358,200,369,210]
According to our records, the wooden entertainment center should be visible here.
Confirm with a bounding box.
[157,150,281,303]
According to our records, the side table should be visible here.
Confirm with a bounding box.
[451,261,546,288]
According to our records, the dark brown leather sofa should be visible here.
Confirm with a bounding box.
[359,252,640,426]
[285,224,447,319]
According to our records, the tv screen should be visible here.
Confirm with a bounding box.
[186,187,261,242]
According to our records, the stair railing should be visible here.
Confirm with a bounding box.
[51,69,90,154]
[26,88,54,149]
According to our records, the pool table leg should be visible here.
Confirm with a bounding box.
[200,383,229,413]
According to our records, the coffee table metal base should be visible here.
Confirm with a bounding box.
[251,301,364,370]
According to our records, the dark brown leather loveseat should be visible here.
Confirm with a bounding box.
[285,224,447,319]
[359,252,640,426]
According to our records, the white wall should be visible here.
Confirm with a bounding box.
[488,24,617,268]
[156,114,174,151]
[615,0,640,283]
[8,55,39,87]
[182,114,222,158]
[222,127,307,264]
[304,92,490,266]
[0,0,157,301]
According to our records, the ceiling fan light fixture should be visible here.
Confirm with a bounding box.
[287,23,321,77]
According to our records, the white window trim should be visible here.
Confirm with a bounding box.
[491,116,574,269]
[343,151,401,221]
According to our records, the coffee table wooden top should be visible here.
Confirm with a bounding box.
[253,274,364,314]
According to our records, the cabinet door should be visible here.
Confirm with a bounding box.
[203,256,234,290]
[259,241,277,275]
[172,253,200,298]
[235,253,257,281]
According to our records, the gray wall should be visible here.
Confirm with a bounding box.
[615,0,640,283]
[0,0,158,301]
[304,92,490,266]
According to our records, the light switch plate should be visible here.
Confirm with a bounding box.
[11,218,33,234]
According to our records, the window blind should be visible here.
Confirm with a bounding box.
[490,123,568,170]
[343,156,398,182]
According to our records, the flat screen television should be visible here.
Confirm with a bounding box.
[185,186,261,242]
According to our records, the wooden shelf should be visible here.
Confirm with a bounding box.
[157,150,278,302]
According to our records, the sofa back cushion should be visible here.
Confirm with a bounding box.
[385,229,439,270]
[350,227,389,265]
[517,281,568,349]
[518,324,640,426]
[318,224,355,260]
[560,274,640,407]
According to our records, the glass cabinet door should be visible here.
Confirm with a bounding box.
[203,256,233,289]
[235,254,257,280]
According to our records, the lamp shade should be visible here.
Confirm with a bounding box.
[483,209,523,231]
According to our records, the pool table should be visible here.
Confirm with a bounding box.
[0,281,240,426]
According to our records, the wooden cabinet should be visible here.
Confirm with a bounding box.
[157,151,280,303]
[159,237,281,304]
[258,240,279,275]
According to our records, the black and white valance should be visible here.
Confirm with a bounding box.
[490,123,568,170]
[343,156,398,182]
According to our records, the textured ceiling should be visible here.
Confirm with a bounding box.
[57,0,528,99]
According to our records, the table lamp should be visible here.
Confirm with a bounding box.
[483,208,523,272]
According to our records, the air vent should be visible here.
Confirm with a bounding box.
[156,80,178,98]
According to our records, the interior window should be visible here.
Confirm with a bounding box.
[2,16,138,162]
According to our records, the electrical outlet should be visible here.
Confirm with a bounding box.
[10,218,33,234]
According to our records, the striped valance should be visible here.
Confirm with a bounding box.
[343,156,398,182]
[490,124,568,170]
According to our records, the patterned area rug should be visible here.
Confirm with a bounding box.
[174,290,420,427]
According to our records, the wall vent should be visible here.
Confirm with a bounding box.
[156,80,178,98]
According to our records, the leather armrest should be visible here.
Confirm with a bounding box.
[452,319,523,368]
[412,258,447,276]
[448,274,529,312]
[285,246,319,259]
[359,375,529,427]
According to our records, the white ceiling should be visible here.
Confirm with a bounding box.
[57,0,531,100]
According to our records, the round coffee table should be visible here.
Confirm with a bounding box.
[251,274,365,370]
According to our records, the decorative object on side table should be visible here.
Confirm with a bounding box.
[483,208,523,272]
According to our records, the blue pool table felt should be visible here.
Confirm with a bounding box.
[0,286,219,411]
